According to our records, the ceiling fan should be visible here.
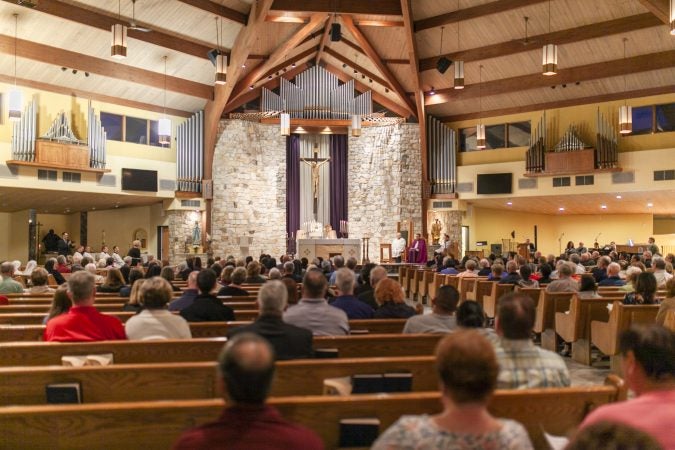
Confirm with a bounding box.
[514,16,539,46]
[128,0,151,32]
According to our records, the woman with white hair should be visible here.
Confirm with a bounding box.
[16,260,37,277]
[85,263,105,284]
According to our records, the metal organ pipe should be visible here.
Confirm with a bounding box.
[176,110,204,193]
[11,99,36,162]
[426,115,456,195]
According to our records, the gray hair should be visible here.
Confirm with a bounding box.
[370,266,388,286]
[85,263,97,274]
[56,255,67,265]
[232,267,247,285]
[67,271,96,303]
[607,262,621,276]
[506,260,518,273]
[570,254,580,264]
[283,261,295,273]
[479,259,490,268]
[257,280,288,316]
[335,268,355,294]
[465,259,477,271]
[0,261,14,275]
[268,268,281,280]
[333,255,345,268]
[559,263,573,277]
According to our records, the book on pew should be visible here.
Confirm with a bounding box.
[351,374,384,394]
[383,372,413,392]
[339,418,380,448]
[46,382,82,404]
[314,348,339,359]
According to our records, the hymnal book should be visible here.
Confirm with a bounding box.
[314,348,339,359]
[339,418,380,448]
[383,372,413,392]
[46,382,82,404]
[351,374,384,394]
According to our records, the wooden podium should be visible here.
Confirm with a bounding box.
[517,243,530,262]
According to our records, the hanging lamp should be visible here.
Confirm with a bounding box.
[111,0,127,59]
[351,115,361,137]
[542,0,557,76]
[158,56,171,145]
[280,113,290,136]
[618,38,632,135]
[8,14,22,121]
[670,0,674,35]
[454,1,464,89]
[476,65,486,149]
[214,17,227,84]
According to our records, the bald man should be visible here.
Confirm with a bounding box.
[172,333,323,450]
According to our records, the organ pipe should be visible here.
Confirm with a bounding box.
[11,98,36,161]
[526,112,546,173]
[427,115,456,195]
[87,101,107,169]
[176,110,204,193]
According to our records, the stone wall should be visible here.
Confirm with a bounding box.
[348,124,423,262]
[166,209,197,265]
[210,120,287,258]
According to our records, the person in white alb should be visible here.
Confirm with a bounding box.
[392,232,407,263]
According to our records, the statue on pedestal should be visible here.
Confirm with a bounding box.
[431,219,442,245]
[192,221,201,248]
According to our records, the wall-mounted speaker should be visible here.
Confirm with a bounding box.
[436,57,452,74]
[330,23,341,42]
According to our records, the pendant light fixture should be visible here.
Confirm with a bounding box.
[214,17,227,85]
[280,113,290,136]
[351,115,361,137]
[542,0,557,76]
[671,0,675,35]
[158,56,171,145]
[8,14,22,121]
[454,0,464,89]
[111,0,127,59]
[618,38,632,135]
[476,65,486,149]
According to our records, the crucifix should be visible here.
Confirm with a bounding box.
[300,142,331,218]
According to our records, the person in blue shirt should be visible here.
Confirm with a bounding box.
[330,268,374,319]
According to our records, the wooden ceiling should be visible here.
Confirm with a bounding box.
[0,0,672,121]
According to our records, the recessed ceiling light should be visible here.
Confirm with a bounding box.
[558,207,565,211]
[601,205,607,209]
[506,201,512,206]
[616,195,622,199]
[647,203,653,207]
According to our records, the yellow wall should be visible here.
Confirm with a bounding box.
[6,210,30,262]
[463,206,668,256]
[37,213,81,248]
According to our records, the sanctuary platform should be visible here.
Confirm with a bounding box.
[297,238,360,261]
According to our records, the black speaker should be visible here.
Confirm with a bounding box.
[207,49,220,66]
[436,56,452,74]
[330,23,341,42]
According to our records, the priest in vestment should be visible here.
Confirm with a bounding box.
[407,233,427,264]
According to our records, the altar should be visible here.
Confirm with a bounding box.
[296,239,361,261]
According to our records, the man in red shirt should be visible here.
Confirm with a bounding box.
[578,324,674,449]
[44,271,126,342]
[172,333,323,450]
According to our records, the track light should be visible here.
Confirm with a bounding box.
[72,69,77,74]
[429,87,436,95]
[342,63,347,68]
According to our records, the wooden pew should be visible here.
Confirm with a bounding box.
[0,309,261,325]
[0,356,438,405]
[459,277,487,303]
[591,302,660,372]
[0,334,443,367]
[474,280,494,308]
[483,283,515,319]
[555,296,610,365]
[534,291,576,351]
[428,272,444,302]
[664,310,675,331]
[419,270,434,304]
[410,269,424,301]
[444,275,459,290]
[0,319,409,342]
[0,377,626,450]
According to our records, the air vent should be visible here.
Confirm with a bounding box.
[432,201,452,209]
[98,174,116,187]
[575,175,594,186]
[612,171,634,184]
[181,200,201,208]
[62,172,81,183]
[654,170,675,181]
[455,182,473,193]
[159,179,176,191]
[518,178,537,190]
[552,177,570,187]
[37,169,57,181]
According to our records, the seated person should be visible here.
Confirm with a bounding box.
[517,265,539,288]
[656,278,675,326]
[403,285,459,334]
[373,330,532,449]
[624,272,658,305]
[457,259,478,278]
[373,278,416,319]
[537,263,553,284]
[499,261,522,285]
[217,267,249,296]
[487,264,503,281]
[180,269,236,322]
[244,261,267,284]
[26,268,54,295]
[477,259,491,276]
[330,268,374,319]
[97,268,126,293]
[119,269,144,297]
[125,277,191,340]
[598,262,625,287]
[439,257,459,275]
[546,263,579,292]
[160,266,181,292]
[568,422,663,450]
[169,271,199,312]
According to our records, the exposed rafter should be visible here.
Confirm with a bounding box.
[316,17,334,65]
[0,73,192,117]
[0,34,212,99]
[176,0,248,24]
[323,47,392,89]
[270,0,402,16]
[636,0,670,24]
[426,49,675,106]
[438,84,675,122]
[337,36,408,65]
[341,15,416,118]
[414,0,547,32]
[256,46,320,88]
[323,64,411,118]
[229,14,328,104]
[419,14,663,72]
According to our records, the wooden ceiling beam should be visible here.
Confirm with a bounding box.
[355,19,404,27]
[0,73,192,117]
[259,46,320,84]
[419,13,663,71]
[414,0,547,32]
[323,47,392,89]
[636,0,670,24]
[425,49,675,106]
[316,17,334,65]
[176,0,248,24]
[341,15,416,118]
[439,85,675,122]
[265,13,404,27]
[0,34,212,99]
[270,0,402,16]
[229,14,328,104]
[322,64,411,118]
[336,36,409,64]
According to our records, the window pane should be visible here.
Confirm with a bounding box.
[485,124,505,149]
[460,128,477,152]
[125,116,148,144]
[101,112,123,141]
[149,120,161,147]
[508,121,531,147]
[631,106,653,135]
[656,103,675,132]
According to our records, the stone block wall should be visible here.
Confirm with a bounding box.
[166,209,197,265]
[210,120,287,258]
[348,124,423,262]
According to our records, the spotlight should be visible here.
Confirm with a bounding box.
[84,72,90,77]
[369,78,372,83]
[436,56,452,74]
[249,85,254,90]
[342,63,347,68]
[268,75,272,79]
[361,74,365,79]
[575,81,580,85]
[61,67,67,71]
[283,68,287,72]
[242,64,246,68]
[385,88,389,93]
[72,69,77,74]
[429,86,436,95]
[291,62,296,67]
[330,23,341,42]
[551,85,555,89]
[562,84,567,88]
[275,72,279,76]
[353,68,357,74]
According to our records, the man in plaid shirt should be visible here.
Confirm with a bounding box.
[493,292,570,389]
